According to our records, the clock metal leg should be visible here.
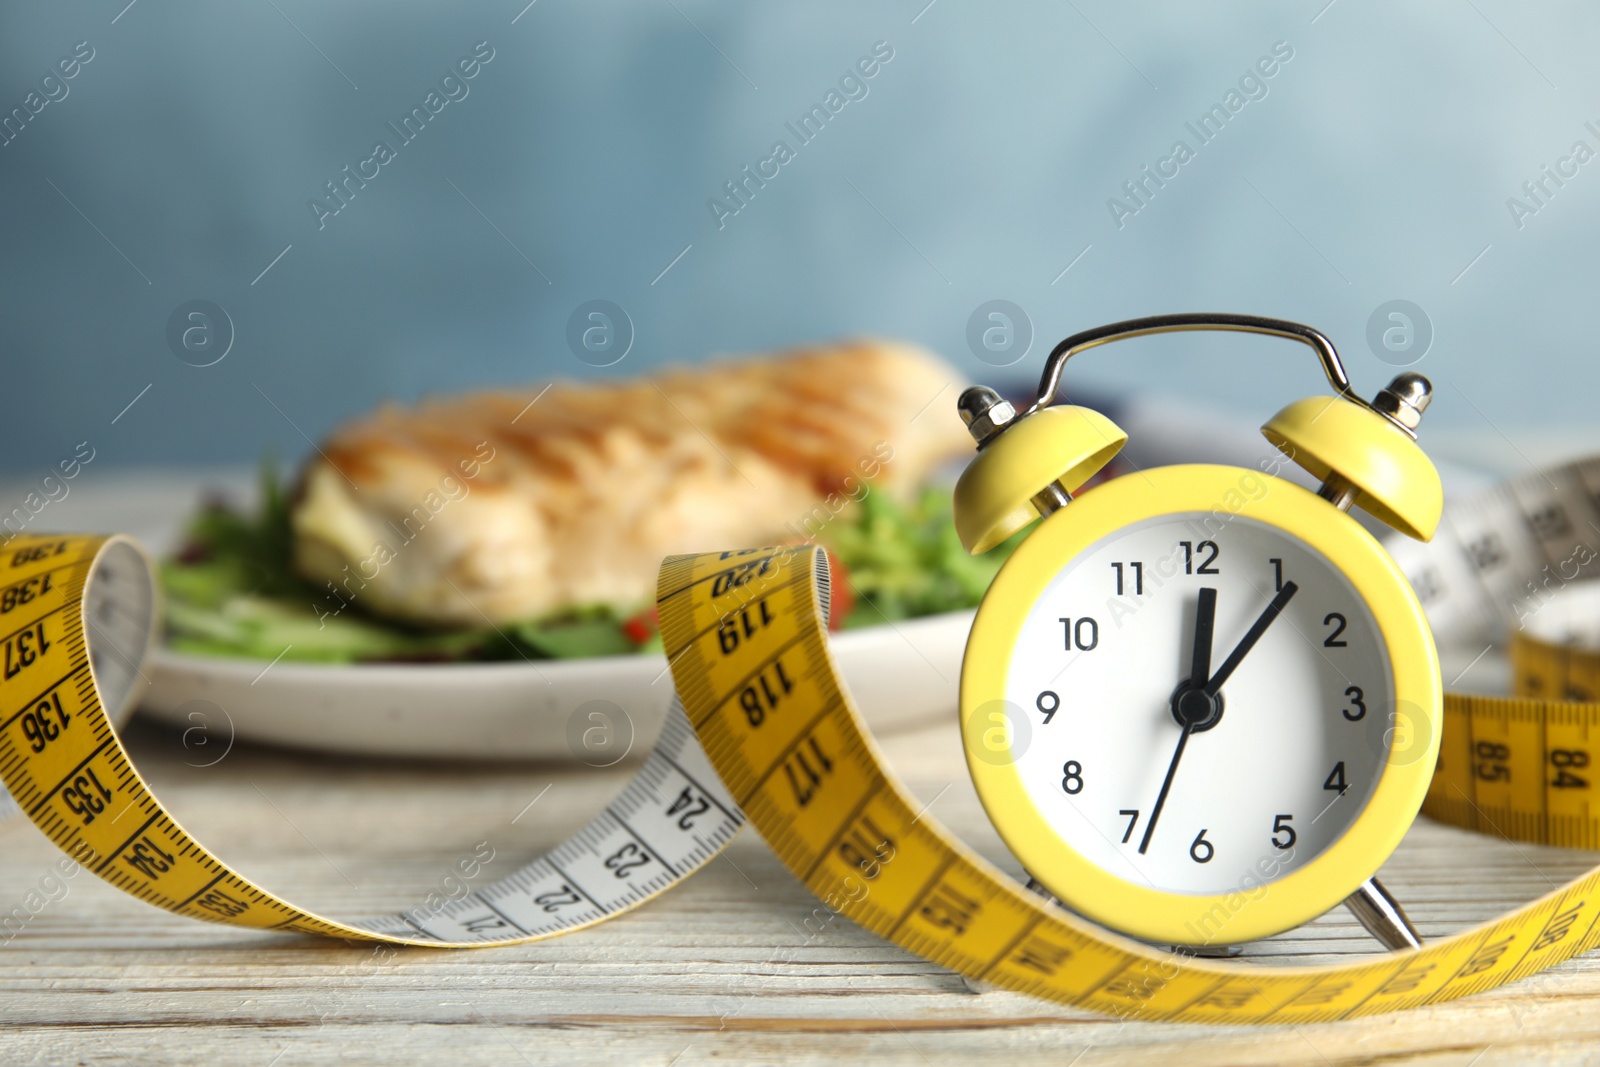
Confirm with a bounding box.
[1022,874,1062,904]
[1344,876,1423,951]
[1172,941,1243,958]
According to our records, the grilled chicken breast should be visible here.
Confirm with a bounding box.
[291,340,970,626]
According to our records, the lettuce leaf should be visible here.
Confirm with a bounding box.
[160,466,1017,663]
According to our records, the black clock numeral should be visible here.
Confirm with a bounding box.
[1179,540,1220,575]
[1551,749,1590,790]
[1057,617,1099,651]
[1119,809,1139,843]
[1036,690,1060,724]
[1342,685,1367,721]
[1271,813,1297,850]
[1324,761,1348,795]
[1269,557,1284,592]
[1323,613,1348,647]
[1111,561,1144,596]
[1189,829,1214,863]
[1060,761,1083,795]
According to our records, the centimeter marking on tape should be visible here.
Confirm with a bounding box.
[658,545,1600,1023]
[1385,455,1600,649]
[8,446,1600,1023]
[0,534,745,947]
[1391,453,1600,849]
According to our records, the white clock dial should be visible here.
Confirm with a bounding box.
[1004,513,1395,898]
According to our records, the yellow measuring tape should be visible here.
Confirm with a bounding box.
[5,518,1600,1023]
[0,534,745,945]
[1425,635,1600,850]
[1393,455,1600,852]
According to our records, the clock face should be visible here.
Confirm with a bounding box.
[1001,512,1395,899]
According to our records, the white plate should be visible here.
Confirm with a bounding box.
[0,431,1516,763]
[141,611,973,760]
[2,465,972,761]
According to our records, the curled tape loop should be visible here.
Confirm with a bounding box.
[7,523,1600,1022]
[660,545,1600,1023]
[0,534,742,946]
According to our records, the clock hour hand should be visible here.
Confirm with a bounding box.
[1203,581,1299,696]
[1188,586,1216,686]
[1138,587,1216,855]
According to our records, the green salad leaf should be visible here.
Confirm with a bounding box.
[160,466,1022,663]
[827,487,1026,629]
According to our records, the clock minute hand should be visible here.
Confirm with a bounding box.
[1137,587,1216,856]
[1203,581,1299,696]
[1136,725,1192,856]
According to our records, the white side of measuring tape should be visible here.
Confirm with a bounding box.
[1384,456,1600,647]
[0,535,744,945]
[11,449,1600,1021]
[349,701,744,942]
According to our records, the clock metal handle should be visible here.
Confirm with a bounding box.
[1027,313,1357,417]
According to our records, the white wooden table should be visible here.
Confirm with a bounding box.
[4,714,1600,1066]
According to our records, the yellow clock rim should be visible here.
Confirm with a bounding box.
[960,463,1443,946]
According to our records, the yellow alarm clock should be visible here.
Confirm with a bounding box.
[955,313,1444,952]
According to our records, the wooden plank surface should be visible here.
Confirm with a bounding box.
[4,713,1600,1066]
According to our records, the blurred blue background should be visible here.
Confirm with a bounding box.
[0,0,1589,475]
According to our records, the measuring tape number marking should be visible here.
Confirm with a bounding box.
[658,545,1600,1023]
[0,534,743,947]
[8,504,1600,1022]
